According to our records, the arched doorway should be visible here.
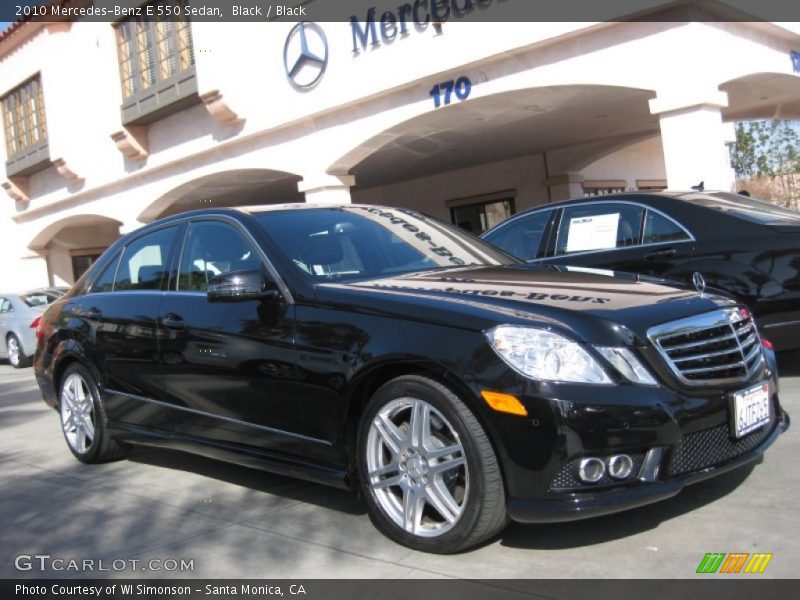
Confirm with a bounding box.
[28,214,123,286]
[330,85,661,232]
[138,168,304,223]
[720,72,800,121]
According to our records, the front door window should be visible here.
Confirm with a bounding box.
[555,203,645,256]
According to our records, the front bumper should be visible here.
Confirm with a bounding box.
[478,345,789,524]
[507,407,788,523]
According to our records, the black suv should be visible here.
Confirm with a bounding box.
[35,204,789,553]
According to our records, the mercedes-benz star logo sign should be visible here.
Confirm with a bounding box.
[284,22,328,90]
[693,272,707,295]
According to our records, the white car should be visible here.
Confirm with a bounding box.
[0,289,67,368]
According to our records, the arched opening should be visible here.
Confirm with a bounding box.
[138,168,304,223]
[719,72,800,204]
[29,214,123,286]
[332,85,662,233]
[720,72,800,121]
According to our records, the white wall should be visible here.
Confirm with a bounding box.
[352,153,549,220]
[581,136,666,190]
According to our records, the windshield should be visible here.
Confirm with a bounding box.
[680,192,800,225]
[255,206,519,282]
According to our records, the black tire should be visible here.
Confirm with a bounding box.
[7,334,30,369]
[58,362,128,464]
[357,375,508,553]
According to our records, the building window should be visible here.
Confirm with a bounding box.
[449,194,515,235]
[115,1,198,125]
[636,179,668,192]
[2,75,50,177]
[583,180,627,197]
[71,253,103,283]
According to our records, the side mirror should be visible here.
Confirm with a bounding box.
[207,269,280,303]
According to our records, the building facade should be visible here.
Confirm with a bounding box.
[1,0,799,289]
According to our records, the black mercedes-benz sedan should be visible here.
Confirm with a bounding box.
[34,204,789,553]
[481,191,800,351]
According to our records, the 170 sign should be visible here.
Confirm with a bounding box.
[430,76,472,108]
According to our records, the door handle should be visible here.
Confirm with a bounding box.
[645,248,677,261]
[85,307,103,320]
[161,313,186,330]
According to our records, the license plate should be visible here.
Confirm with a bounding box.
[732,382,771,438]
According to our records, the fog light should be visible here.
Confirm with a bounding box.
[608,454,634,479]
[578,457,606,483]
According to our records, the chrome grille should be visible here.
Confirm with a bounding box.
[667,409,777,477]
[648,307,764,386]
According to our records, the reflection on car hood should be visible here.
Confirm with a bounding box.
[317,265,735,345]
[348,265,696,310]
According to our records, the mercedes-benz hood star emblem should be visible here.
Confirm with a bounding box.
[284,22,328,89]
[693,271,707,295]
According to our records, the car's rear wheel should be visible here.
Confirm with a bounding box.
[357,375,507,553]
[7,334,30,369]
[59,363,128,463]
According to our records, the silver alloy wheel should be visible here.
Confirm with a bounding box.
[366,397,469,538]
[60,373,96,455]
[7,336,20,367]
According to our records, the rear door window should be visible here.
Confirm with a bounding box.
[642,210,692,244]
[21,293,57,307]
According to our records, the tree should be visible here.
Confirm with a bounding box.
[729,120,800,208]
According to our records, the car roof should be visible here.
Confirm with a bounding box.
[235,203,410,215]
[481,190,757,227]
[140,203,421,228]
[514,190,711,210]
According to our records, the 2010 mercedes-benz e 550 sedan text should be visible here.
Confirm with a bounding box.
[35,205,789,553]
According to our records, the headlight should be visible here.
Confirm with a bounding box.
[595,347,658,386]
[486,326,612,384]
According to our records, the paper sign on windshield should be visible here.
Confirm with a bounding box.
[566,213,620,252]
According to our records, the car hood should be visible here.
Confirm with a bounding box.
[315,265,736,346]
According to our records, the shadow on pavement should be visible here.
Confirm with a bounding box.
[119,444,752,552]
[498,464,755,550]
[0,445,369,578]
[128,445,368,516]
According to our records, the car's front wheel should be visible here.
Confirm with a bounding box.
[59,363,128,463]
[358,375,507,553]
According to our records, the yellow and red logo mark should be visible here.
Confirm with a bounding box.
[696,552,773,574]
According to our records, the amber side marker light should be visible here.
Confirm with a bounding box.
[481,390,528,416]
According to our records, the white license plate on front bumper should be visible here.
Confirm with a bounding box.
[732,382,771,438]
